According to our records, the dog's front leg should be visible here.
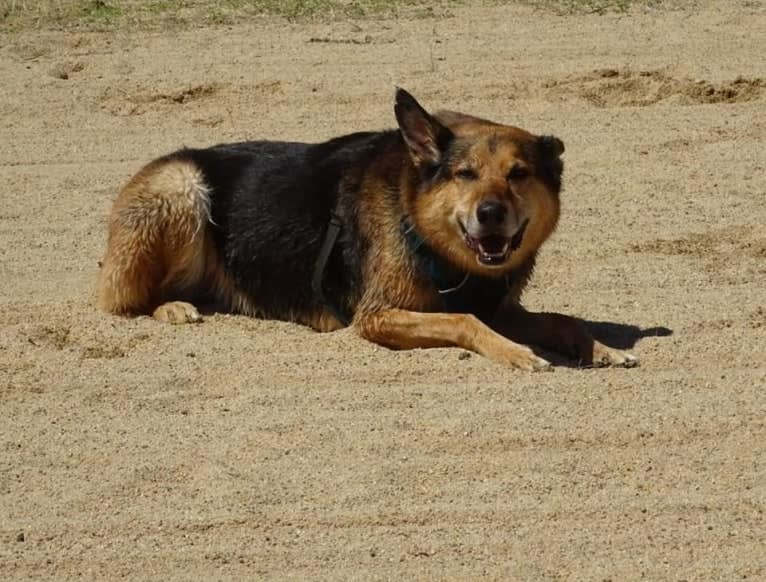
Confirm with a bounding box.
[354,309,552,371]
[493,303,638,368]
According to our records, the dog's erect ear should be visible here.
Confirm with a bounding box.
[539,135,565,158]
[537,135,565,190]
[394,88,453,167]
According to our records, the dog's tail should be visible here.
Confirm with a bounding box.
[97,157,212,315]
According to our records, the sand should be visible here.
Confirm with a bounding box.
[1,1,765,579]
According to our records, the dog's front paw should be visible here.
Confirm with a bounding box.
[529,354,554,372]
[592,342,638,368]
[505,347,553,372]
[153,301,203,324]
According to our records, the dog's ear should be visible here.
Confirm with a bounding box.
[539,135,564,158]
[394,88,453,167]
[537,135,565,190]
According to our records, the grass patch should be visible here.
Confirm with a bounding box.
[0,0,694,31]
[80,0,123,24]
[0,0,445,30]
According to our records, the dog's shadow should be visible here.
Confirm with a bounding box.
[537,320,673,368]
[584,319,672,350]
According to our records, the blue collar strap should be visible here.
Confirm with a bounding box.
[400,217,510,319]
[399,218,470,293]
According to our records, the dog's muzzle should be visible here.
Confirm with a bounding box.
[460,218,528,266]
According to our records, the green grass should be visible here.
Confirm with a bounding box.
[80,0,123,24]
[0,0,688,31]
[0,0,441,29]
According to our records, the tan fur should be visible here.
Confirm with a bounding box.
[351,167,442,316]
[99,159,244,321]
[98,159,209,315]
[354,309,551,371]
[153,301,202,324]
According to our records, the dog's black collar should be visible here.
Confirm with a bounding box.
[400,217,511,318]
[312,213,351,326]
[400,217,471,294]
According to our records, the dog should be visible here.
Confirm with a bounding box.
[97,88,637,370]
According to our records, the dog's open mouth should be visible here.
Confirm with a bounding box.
[460,220,528,266]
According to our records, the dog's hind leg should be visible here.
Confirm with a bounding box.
[97,158,212,324]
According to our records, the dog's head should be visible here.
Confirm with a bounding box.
[395,88,564,275]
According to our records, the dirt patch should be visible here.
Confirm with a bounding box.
[49,60,85,79]
[544,69,766,107]
[630,226,766,259]
[98,83,222,116]
[25,324,72,350]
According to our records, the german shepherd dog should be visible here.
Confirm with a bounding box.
[97,89,637,370]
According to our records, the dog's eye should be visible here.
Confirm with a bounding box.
[507,165,530,181]
[454,168,478,180]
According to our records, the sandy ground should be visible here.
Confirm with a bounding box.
[1,1,765,579]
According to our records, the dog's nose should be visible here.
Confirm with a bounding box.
[476,200,507,226]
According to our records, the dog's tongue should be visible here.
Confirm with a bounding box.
[478,235,507,255]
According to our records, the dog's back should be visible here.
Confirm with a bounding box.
[97,131,397,329]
